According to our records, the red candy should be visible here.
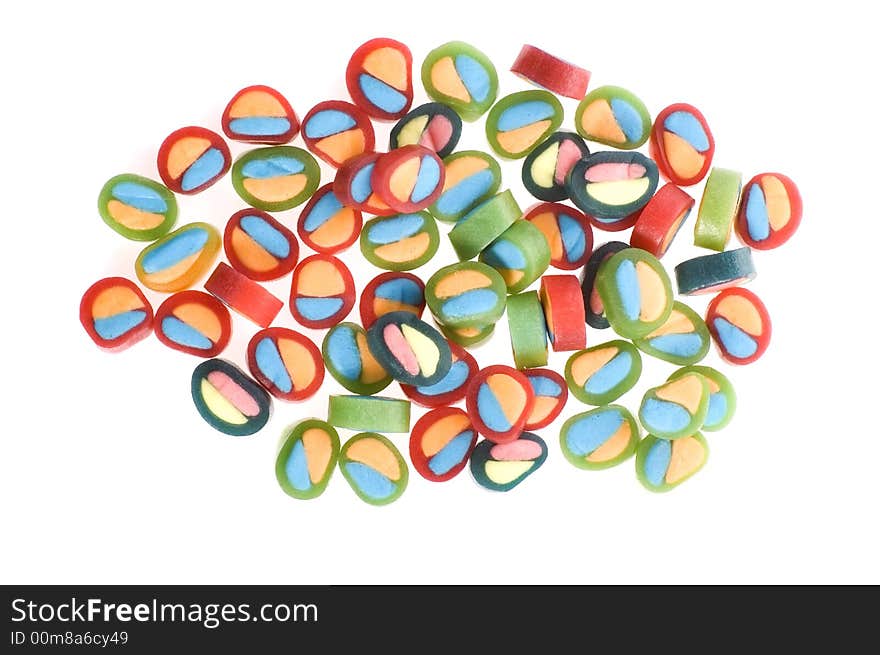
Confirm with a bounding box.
[523,201,593,270]
[204,262,283,328]
[296,183,363,255]
[650,103,715,186]
[301,100,375,168]
[400,341,478,408]
[359,271,426,328]
[345,37,413,121]
[540,275,586,351]
[154,290,232,357]
[522,368,568,430]
[630,183,696,258]
[372,145,446,213]
[735,172,803,250]
[510,44,591,99]
[221,84,300,145]
[466,365,536,444]
[80,277,153,352]
[156,126,231,194]
[246,327,325,401]
[705,287,772,365]
[334,152,396,216]
[223,209,299,281]
[289,254,356,330]
[409,407,477,482]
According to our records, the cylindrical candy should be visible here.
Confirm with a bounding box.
[421,41,498,121]
[694,167,742,251]
[295,183,362,255]
[565,340,642,406]
[301,100,375,168]
[479,220,551,293]
[157,126,231,194]
[522,368,568,431]
[135,222,220,293]
[735,172,802,250]
[633,301,710,366]
[372,145,445,213]
[575,86,651,150]
[540,275,586,351]
[224,209,299,281]
[466,365,535,444]
[669,365,736,432]
[566,151,659,227]
[595,248,673,339]
[154,290,231,357]
[366,311,452,387]
[204,262,283,328]
[247,327,324,401]
[322,322,391,395]
[470,433,547,492]
[705,287,771,365]
[510,45,591,99]
[400,341,478,407]
[674,247,756,296]
[328,395,411,433]
[275,419,340,500]
[425,261,507,329]
[639,373,710,440]
[430,150,501,223]
[523,202,593,270]
[98,174,177,241]
[360,272,425,328]
[231,146,321,212]
[333,152,395,216]
[580,241,630,329]
[448,190,521,261]
[650,103,714,186]
[289,254,356,329]
[389,102,462,158]
[629,183,695,258]
[191,359,272,436]
[409,407,477,482]
[560,405,640,470]
[221,85,300,145]
[80,277,153,351]
[485,90,564,159]
[340,432,409,505]
[346,37,413,121]
[521,132,590,202]
[636,433,708,492]
[360,211,440,271]
[507,291,549,369]
[438,322,495,348]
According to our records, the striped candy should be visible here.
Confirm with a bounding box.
[301,100,375,168]
[346,38,413,121]
[479,220,551,294]
[422,41,498,121]
[390,102,462,158]
[97,174,177,241]
[360,272,426,328]
[705,288,771,365]
[231,146,320,212]
[289,255,356,329]
[522,369,568,430]
[650,103,714,186]
[400,341,478,408]
[735,172,802,250]
[154,290,231,358]
[633,301,710,366]
[276,419,340,500]
[296,184,363,255]
[360,211,440,271]
[576,86,651,150]
[221,85,300,144]
[470,433,547,492]
[524,202,593,270]
[365,311,452,387]
[430,150,501,223]
[466,365,535,444]
[224,209,299,281]
[157,126,231,194]
[485,90,563,159]
[135,222,220,293]
[560,405,640,470]
[340,432,409,505]
[247,328,325,401]
[669,365,736,432]
[80,277,153,351]
[521,131,590,202]
[565,340,642,406]
[409,407,477,482]
[425,261,507,329]
[191,359,272,436]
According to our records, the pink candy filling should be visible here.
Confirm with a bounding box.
[419,116,453,152]
[383,324,420,375]
[584,163,647,182]
[554,140,583,184]
[206,371,260,417]
[490,440,543,461]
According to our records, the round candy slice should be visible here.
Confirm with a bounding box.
[340,432,409,505]
[479,220,551,293]
[521,132,590,202]
[289,254,356,330]
[507,290,548,369]
[566,151,659,226]
[669,365,736,432]
[409,407,477,482]
[157,126,231,194]
[560,405,640,470]
[735,172,802,250]
[425,261,507,329]
[247,327,324,401]
[346,37,413,121]
[430,150,501,223]
[80,277,153,351]
[322,322,392,395]
[522,369,568,431]
[470,433,547,492]
[705,287,771,365]
[523,202,593,270]
[372,145,445,213]
[275,419,340,500]
[389,102,462,158]
[565,340,643,406]
[296,183,362,255]
[221,85,300,145]
[98,174,177,241]
[422,41,498,121]
[448,190,521,261]
[360,211,440,271]
[629,183,695,258]
[540,275,586,351]
[204,262,283,328]
[191,359,271,436]
[135,222,220,293]
[636,433,708,492]
[399,341,478,407]
[438,322,495,348]
[639,373,710,440]
[328,395,411,433]
[360,272,425,328]
[575,86,651,150]
[694,167,742,251]
[510,45,591,99]
[301,100,375,168]
[154,290,231,357]
[650,103,715,186]
[366,311,452,387]
[674,247,756,296]
[231,146,320,212]
[580,241,630,329]
[595,248,673,339]
[466,365,535,444]
[485,90,564,159]
[224,209,299,281]
[633,301,710,366]
[333,152,395,216]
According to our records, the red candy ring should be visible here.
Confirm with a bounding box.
[540,275,586,351]
[301,100,376,168]
[409,407,477,482]
[289,254,356,330]
[154,290,232,357]
[400,341,478,407]
[345,37,413,121]
[246,327,325,401]
[221,85,300,145]
[333,152,396,216]
[80,277,154,352]
[522,368,568,430]
[372,145,446,213]
[204,262,283,328]
[735,172,803,250]
[359,271,426,328]
[511,45,591,100]
[466,365,536,444]
[223,209,299,281]
[630,183,696,258]
[296,183,363,255]
[157,126,231,194]
[705,287,772,365]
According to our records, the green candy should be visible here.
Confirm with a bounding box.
[638,373,710,440]
[485,90,564,159]
[507,291,548,369]
[479,220,551,293]
[636,433,709,492]
[448,190,521,261]
[275,419,340,500]
[694,167,742,251]
[322,323,392,395]
[431,150,502,223]
[438,322,495,347]
[669,365,736,432]
[574,85,651,150]
[425,261,507,329]
[359,211,440,271]
[231,146,320,212]
[560,405,640,471]
[632,301,710,365]
[339,433,409,506]
[421,41,499,121]
[565,340,642,406]
[328,395,411,433]
[595,248,673,339]
[98,173,177,241]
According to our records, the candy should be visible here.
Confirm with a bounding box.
[289,254,355,329]
[322,322,391,395]
[371,145,445,213]
[223,209,299,281]
[669,365,736,431]
[438,322,495,348]
[359,211,440,271]
[595,248,673,339]
[425,261,507,329]
[521,132,590,202]
[650,103,714,186]
[466,365,535,444]
[275,419,340,500]
[339,432,409,505]
[705,287,771,365]
[80,277,153,351]
[247,327,324,401]
[98,174,177,241]
[629,183,695,258]
[566,151,659,227]
[540,275,586,351]
[366,311,452,386]
[470,433,547,492]
[231,146,320,212]
[409,407,477,482]
[674,247,756,296]
[154,290,231,357]
[295,184,362,256]
[523,202,593,270]
[204,262,283,328]
[359,272,425,328]
[157,126,231,194]
[135,222,220,293]
[191,359,271,436]
[333,152,395,216]
[448,190,521,261]
[510,45,591,99]
[633,301,710,366]
[639,373,710,440]
[507,291,549,369]
[694,167,742,251]
[422,41,498,121]
[389,102,462,158]
[485,90,563,159]
[575,86,650,150]
[636,433,708,492]
[735,172,802,250]
[400,341,478,407]
[522,368,568,430]
[560,405,640,470]
[301,100,375,168]
[430,150,501,223]
[479,220,551,293]
[221,85,299,145]
[580,241,629,329]
[328,395,411,433]
[565,340,642,405]
[346,37,413,121]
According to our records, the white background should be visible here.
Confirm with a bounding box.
[1,0,877,584]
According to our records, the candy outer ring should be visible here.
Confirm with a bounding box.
[521,131,591,202]
[734,172,803,250]
[154,290,232,358]
[559,404,640,470]
[157,126,231,194]
[321,322,392,396]
[365,311,452,386]
[221,85,300,145]
[191,358,272,437]
[275,419,340,500]
[409,407,477,482]
[288,254,356,330]
[705,287,772,365]
[247,327,325,401]
[345,37,414,121]
[522,368,568,431]
[649,103,715,186]
[224,208,299,281]
[97,174,178,241]
[465,364,536,444]
[300,100,376,168]
[359,271,426,328]
[79,277,154,352]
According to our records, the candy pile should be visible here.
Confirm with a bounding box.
[81,39,801,504]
